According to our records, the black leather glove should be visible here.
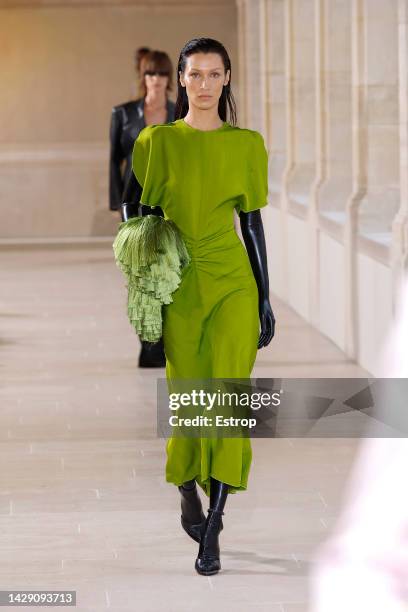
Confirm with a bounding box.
[239,210,276,348]
[109,107,125,212]
[121,173,164,221]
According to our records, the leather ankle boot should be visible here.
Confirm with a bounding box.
[195,477,229,575]
[178,481,206,543]
[194,508,224,575]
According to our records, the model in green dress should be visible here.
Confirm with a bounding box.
[132,116,269,479]
[123,37,275,576]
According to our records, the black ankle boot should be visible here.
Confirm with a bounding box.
[195,477,229,576]
[178,480,206,543]
[194,508,224,575]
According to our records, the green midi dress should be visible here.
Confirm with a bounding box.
[132,118,269,497]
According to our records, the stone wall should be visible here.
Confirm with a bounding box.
[236,0,408,373]
[0,0,237,238]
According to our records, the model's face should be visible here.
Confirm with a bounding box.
[144,68,169,96]
[179,52,230,110]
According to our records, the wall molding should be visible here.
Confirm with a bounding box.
[0,0,233,7]
[0,142,108,164]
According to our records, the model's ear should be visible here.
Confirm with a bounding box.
[224,69,231,87]
[179,70,185,88]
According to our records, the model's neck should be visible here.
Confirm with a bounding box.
[144,91,167,109]
[183,108,223,131]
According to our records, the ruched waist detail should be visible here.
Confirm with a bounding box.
[181,227,240,261]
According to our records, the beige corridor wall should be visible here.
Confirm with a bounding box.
[236,0,408,375]
[0,0,237,239]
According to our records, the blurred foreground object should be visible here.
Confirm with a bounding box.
[309,277,408,612]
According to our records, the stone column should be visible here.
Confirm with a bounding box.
[276,0,297,303]
[265,0,286,206]
[307,0,327,328]
[236,0,267,132]
[236,0,249,126]
[357,0,399,239]
[286,0,316,215]
[392,0,408,312]
[344,0,368,359]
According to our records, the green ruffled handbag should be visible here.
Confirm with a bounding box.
[112,215,191,343]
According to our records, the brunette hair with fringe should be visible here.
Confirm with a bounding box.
[174,37,237,126]
[135,46,151,74]
[138,50,173,98]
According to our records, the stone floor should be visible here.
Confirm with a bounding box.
[0,244,371,611]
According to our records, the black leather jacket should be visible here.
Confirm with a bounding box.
[109,96,175,211]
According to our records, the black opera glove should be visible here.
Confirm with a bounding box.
[121,173,164,221]
[121,202,139,222]
[109,107,124,211]
[121,202,164,221]
[239,209,276,348]
[121,173,140,221]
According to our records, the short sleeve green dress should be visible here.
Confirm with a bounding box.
[132,118,269,497]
